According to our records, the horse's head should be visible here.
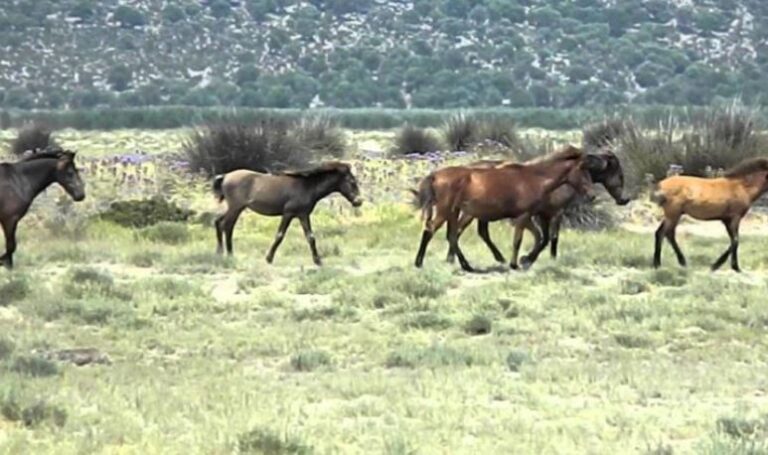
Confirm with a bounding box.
[587,150,630,205]
[55,150,86,201]
[336,164,363,207]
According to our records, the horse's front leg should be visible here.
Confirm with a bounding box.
[1,218,19,270]
[549,213,563,259]
[298,214,322,266]
[446,212,474,264]
[712,217,740,272]
[448,210,474,272]
[520,215,550,270]
[265,215,293,264]
[477,220,505,264]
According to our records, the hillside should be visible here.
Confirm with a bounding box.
[1,0,767,110]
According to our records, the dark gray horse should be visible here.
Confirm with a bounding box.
[213,161,363,265]
[0,149,86,269]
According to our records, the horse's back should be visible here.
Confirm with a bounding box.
[657,175,746,219]
[221,169,294,215]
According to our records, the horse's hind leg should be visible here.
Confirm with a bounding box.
[477,220,505,264]
[664,217,686,267]
[1,218,19,270]
[266,214,294,264]
[222,207,245,255]
[415,212,446,268]
[550,214,563,259]
[215,214,225,254]
[653,220,666,268]
[446,213,474,263]
[298,214,321,266]
[447,210,474,272]
[509,215,532,270]
[712,217,741,272]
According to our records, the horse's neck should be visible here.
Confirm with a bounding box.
[16,159,57,196]
[539,161,576,195]
[305,173,341,202]
[741,174,768,202]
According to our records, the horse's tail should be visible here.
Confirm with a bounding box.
[650,186,667,206]
[212,175,225,203]
[411,174,436,222]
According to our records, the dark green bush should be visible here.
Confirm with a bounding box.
[442,112,479,152]
[237,427,312,454]
[10,122,58,156]
[139,222,190,245]
[183,119,309,176]
[289,350,332,372]
[99,197,195,228]
[389,124,443,155]
[0,276,29,306]
[292,115,347,158]
[1,397,67,428]
[11,356,59,377]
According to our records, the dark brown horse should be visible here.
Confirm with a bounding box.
[213,162,363,265]
[652,157,768,272]
[0,149,86,269]
[449,149,630,268]
[413,146,599,271]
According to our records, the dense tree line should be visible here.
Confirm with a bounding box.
[0,0,766,110]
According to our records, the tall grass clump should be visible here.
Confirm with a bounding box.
[442,111,479,152]
[10,122,58,156]
[389,124,443,156]
[292,115,347,158]
[237,427,312,454]
[183,118,309,176]
[582,117,634,149]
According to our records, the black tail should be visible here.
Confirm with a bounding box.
[212,175,225,203]
[411,174,436,222]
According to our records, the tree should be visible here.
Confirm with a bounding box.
[235,65,261,87]
[441,0,470,18]
[113,6,146,28]
[528,7,561,27]
[69,2,95,22]
[162,5,185,23]
[107,65,133,92]
[209,0,232,19]
[488,1,525,23]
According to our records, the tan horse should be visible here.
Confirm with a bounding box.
[213,162,363,265]
[652,157,768,272]
[413,146,598,271]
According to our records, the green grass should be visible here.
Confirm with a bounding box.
[2,134,768,453]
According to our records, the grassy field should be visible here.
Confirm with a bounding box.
[1,130,768,454]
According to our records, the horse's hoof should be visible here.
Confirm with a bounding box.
[509,263,519,270]
[313,258,323,266]
[520,257,533,270]
[265,256,273,264]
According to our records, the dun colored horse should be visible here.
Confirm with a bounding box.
[652,157,768,272]
[413,146,598,271]
[213,162,363,265]
[0,149,86,269]
[457,150,630,269]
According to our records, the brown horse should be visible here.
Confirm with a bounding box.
[213,161,363,265]
[0,149,86,269]
[652,157,768,272]
[413,146,599,271]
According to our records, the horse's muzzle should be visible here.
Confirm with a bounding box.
[352,197,363,207]
[616,197,631,206]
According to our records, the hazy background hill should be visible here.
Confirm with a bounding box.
[1,0,767,110]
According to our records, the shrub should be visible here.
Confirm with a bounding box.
[386,344,481,368]
[442,112,479,152]
[506,350,530,372]
[99,197,195,228]
[183,119,309,176]
[289,350,332,372]
[464,315,492,335]
[11,356,59,377]
[60,267,132,302]
[10,122,58,156]
[582,117,634,149]
[389,124,443,156]
[0,338,14,360]
[0,277,29,306]
[1,397,67,428]
[113,6,146,28]
[292,115,347,158]
[401,311,453,330]
[237,427,312,454]
[139,222,190,245]
[476,116,523,152]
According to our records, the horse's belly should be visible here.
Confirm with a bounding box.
[684,201,728,220]
[247,200,284,216]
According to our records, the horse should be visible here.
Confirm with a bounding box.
[651,157,768,272]
[440,149,630,268]
[0,149,86,269]
[213,161,363,265]
[413,146,599,271]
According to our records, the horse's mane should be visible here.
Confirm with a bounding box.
[524,144,583,165]
[723,157,768,178]
[280,161,350,177]
[19,148,73,162]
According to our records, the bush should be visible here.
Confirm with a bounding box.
[0,337,14,360]
[289,350,332,372]
[183,119,309,176]
[10,122,58,156]
[389,124,443,155]
[113,6,146,28]
[11,356,59,377]
[0,276,29,306]
[292,115,347,158]
[582,117,634,149]
[99,197,195,228]
[442,112,479,152]
[386,344,482,368]
[464,315,492,335]
[139,222,190,245]
[1,397,67,428]
[237,427,312,455]
[506,350,530,372]
[476,116,523,151]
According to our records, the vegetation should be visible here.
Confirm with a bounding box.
[1,1,767,110]
[1,121,768,452]
[10,122,58,156]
